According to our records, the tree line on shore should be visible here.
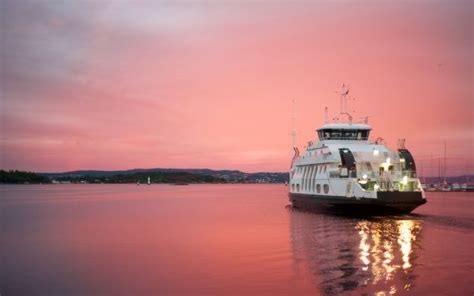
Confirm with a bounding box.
[1,169,289,184]
[0,170,225,184]
[0,170,52,184]
[53,171,225,184]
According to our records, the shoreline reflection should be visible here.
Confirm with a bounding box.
[290,211,423,295]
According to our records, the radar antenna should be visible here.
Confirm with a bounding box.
[336,83,353,123]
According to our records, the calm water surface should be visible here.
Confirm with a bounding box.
[1,184,473,295]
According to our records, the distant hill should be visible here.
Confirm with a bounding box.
[49,171,226,184]
[40,168,290,184]
[42,168,242,178]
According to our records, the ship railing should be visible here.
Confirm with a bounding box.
[355,172,421,192]
[356,171,377,179]
[375,179,420,192]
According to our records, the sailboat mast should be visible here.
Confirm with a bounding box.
[438,158,441,184]
[420,160,424,184]
[444,140,447,184]
[430,153,433,184]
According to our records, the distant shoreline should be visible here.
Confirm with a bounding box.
[0,183,286,185]
[1,169,471,187]
[0,169,289,185]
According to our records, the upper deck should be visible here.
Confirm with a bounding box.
[317,123,372,141]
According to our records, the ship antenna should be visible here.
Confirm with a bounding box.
[291,99,297,149]
[337,83,353,123]
[324,106,328,123]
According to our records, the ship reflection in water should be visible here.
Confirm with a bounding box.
[290,211,423,295]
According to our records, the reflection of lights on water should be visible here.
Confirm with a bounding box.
[383,240,395,281]
[371,228,383,284]
[397,220,415,270]
[357,221,396,285]
[356,219,421,293]
[357,222,370,270]
[375,286,398,296]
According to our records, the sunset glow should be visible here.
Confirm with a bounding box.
[1,1,472,174]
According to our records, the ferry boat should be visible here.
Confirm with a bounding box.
[289,88,427,215]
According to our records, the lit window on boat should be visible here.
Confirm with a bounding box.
[318,129,370,140]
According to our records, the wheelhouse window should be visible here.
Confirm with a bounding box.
[318,129,370,140]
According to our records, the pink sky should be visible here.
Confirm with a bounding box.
[1,1,473,175]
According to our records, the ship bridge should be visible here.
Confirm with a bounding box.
[317,123,371,141]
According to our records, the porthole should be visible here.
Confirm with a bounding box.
[316,184,321,193]
[323,184,329,194]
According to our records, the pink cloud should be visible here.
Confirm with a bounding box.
[1,1,472,175]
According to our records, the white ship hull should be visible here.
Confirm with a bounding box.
[289,122,427,215]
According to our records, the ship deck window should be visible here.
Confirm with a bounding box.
[323,184,329,194]
[318,129,370,140]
